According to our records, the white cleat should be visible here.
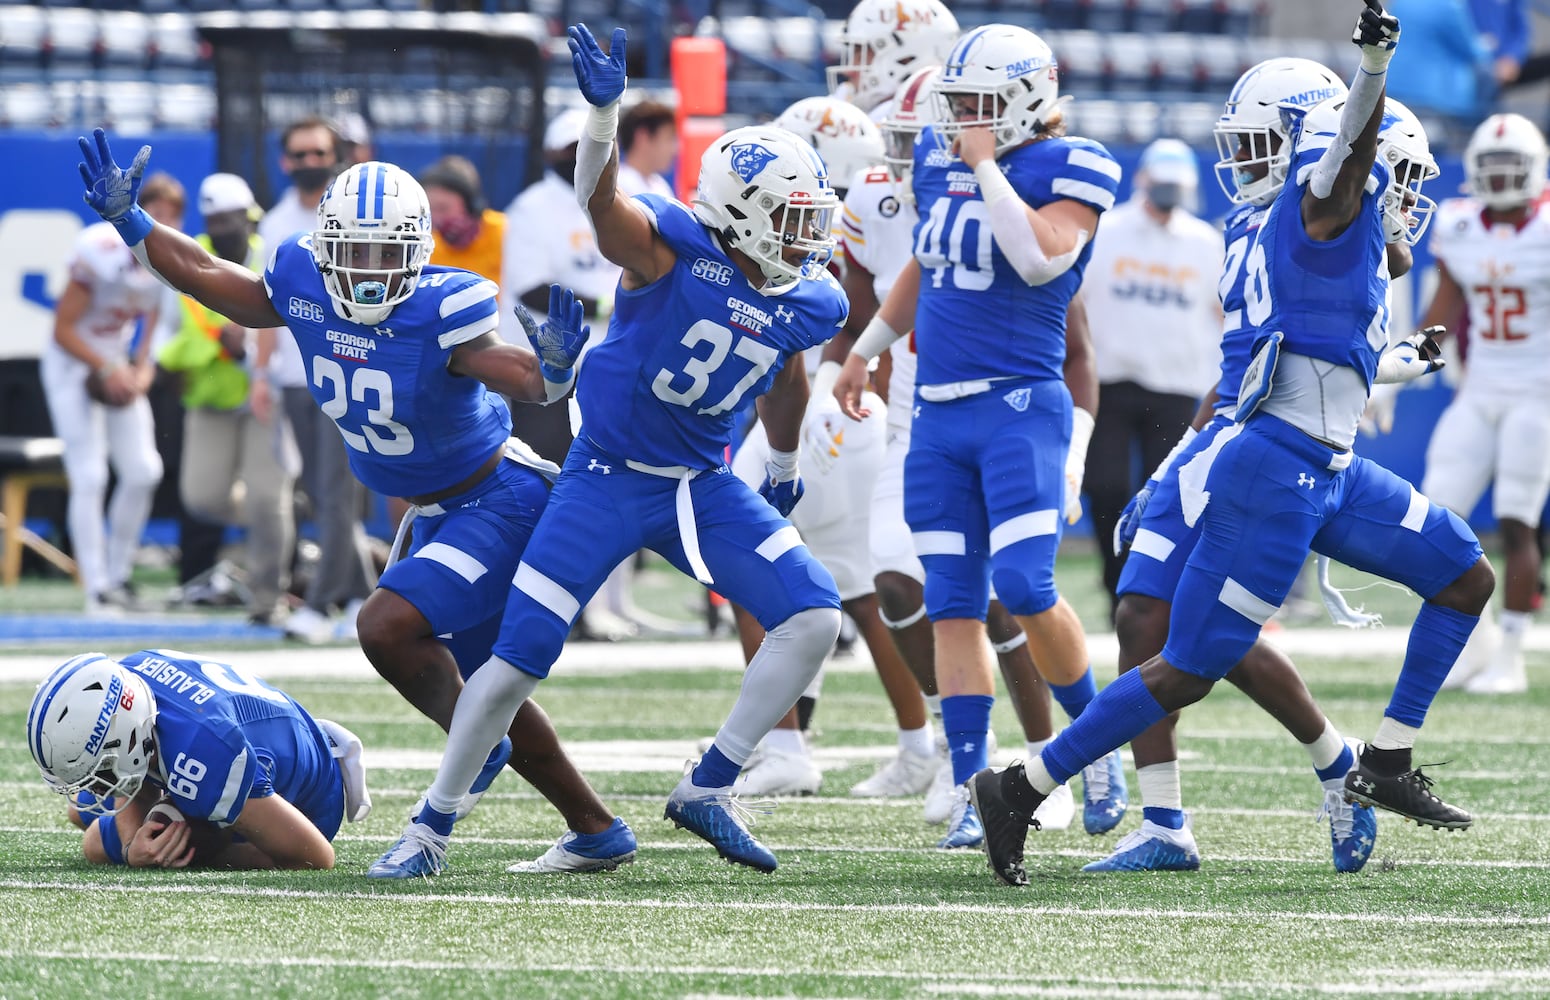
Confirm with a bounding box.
[1465,651,1528,694]
[923,730,997,825]
[732,748,822,797]
[1031,782,1075,831]
[849,748,939,798]
[1441,616,1498,690]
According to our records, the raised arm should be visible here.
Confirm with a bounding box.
[77,130,282,328]
[1301,0,1401,241]
[568,24,676,287]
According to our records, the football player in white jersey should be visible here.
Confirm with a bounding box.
[827,0,959,116]
[826,64,1081,834]
[1419,113,1550,695]
[42,173,183,613]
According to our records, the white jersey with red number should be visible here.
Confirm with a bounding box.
[839,166,918,435]
[1431,197,1550,394]
[64,221,163,354]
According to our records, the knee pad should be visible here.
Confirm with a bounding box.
[878,602,927,630]
[990,564,1057,617]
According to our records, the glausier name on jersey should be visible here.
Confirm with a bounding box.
[728,297,773,336]
[328,329,378,363]
[128,655,217,705]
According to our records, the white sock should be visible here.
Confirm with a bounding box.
[764,726,805,757]
[1302,720,1346,773]
[1500,610,1530,659]
[900,724,933,759]
[1023,755,1059,795]
[715,607,840,763]
[425,657,539,816]
[925,694,942,720]
[1136,761,1183,811]
[1371,716,1420,752]
[1024,737,1051,764]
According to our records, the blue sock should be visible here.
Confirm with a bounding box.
[1042,670,1167,784]
[1048,668,1099,721]
[414,804,456,837]
[941,693,995,785]
[1143,806,1186,830]
[692,744,741,788]
[1314,743,1355,784]
[1389,603,1479,726]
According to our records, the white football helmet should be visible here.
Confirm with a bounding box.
[1213,57,1348,206]
[826,0,959,112]
[933,24,1063,155]
[774,96,885,195]
[1464,113,1549,211]
[27,654,158,817]
[1294,96,1439,246]
[312,161,435,326]
[693,125,839,290]
[882,64,941,198]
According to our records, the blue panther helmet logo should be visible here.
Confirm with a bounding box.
[729,142,779,183]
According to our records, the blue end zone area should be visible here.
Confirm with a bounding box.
[0,614,283,647]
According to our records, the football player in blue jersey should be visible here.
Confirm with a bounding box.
[29,651,369,869]
[969,0,1494,886]
[1093,58,1388,875]
[74,131,637,877]
[834,23,1127,850]
[365,23,849,876]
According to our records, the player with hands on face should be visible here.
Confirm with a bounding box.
[833,24,1125,850]
[969,0,1491,888]
[76,129,637,879]
[369,23,848,876]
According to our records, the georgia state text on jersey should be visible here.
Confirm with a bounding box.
[263,236,512,497]
[1212,201,1269,412]
[1430,196,1550,392]
[574,194,849,469]
[909,128,1120,385]
[1252,140,1394,386]
[118,649,340,830]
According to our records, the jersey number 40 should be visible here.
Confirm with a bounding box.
[916,196,994,292]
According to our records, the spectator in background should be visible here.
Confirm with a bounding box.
[1477,0,1550,99]
[422,156,507,287]
[42,173,182,613]
[157,173,295,626]
[1081,138,1223,619]
[256,115,376,639]
[617,99,678,199]
[1385,0,1492,131]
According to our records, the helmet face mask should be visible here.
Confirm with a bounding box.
[693,126,839,290]
[27,654,158,817]
[826,0,959,111]
[312,162,435,326]
[933,25,1061,155]
[882,64,942,198]
[1213,57,1348,206]
[1465,113,1549,211]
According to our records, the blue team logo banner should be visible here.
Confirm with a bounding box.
[729,143,779,183]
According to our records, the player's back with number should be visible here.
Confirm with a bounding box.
[910,129,1119,385]
[118,649,338,831]
[264,236,512,497]
[576,194,847,468]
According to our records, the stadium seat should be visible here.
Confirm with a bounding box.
[155,82,216,131]
[1105,33,1154,93]
[1195,34,1248,92]
[772,16,820,65]
[1131,0,1175,35]
[0,6,48,69]
[149,14,203,70]
[98,11,152,70]
[1219,0,1266,37]
[46,7,102,70]
[103,80,158,135]
[1166,100,1223,145]
[1047,30,1105,94]
[1067,97,1124,145]
[1122,99,1162,144]
[0,83,55,130]
[1085,0,1129,34]
[1151,33,1199,93]
[1176,0,1219,34]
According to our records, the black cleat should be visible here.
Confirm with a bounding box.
[967,763,1043,886]
[1344,758,1472,831]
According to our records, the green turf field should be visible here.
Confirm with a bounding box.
[0,637,1544,999]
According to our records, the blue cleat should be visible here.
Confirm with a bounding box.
[408,735,513,822]
[1083,818,1201,872]
[1081,750,1129,835]
[1322,788,1378,873]
[936,786,984,849]
[508,817,639,874]
[664,772,777,872]
[367,821,449,879]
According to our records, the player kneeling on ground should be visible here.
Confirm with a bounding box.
[29,650,370,869]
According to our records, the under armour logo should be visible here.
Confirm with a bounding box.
[912,405,921,421]
[587,458,611,474]
[1297,473,1315,489]
[373,326,393,338]
[1003,387,1032,412]
[1351,776,1374,793]
[775,304,795,323]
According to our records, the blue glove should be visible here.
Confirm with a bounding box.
[515,283,591,381]
[567,23,629,107]
[760,475,805,518]
[1112,480,1156,556]
[77,128,155,245]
